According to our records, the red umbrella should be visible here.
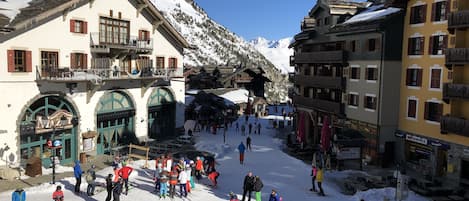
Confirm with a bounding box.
[297,112,305,143]
[321,116,331,152]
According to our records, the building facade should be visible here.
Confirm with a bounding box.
[0,0,189,168]
[397,0,469,187]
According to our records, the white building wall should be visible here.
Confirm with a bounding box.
[0,0,185,166]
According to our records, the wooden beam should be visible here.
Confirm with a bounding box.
[86,81,104,103]
[152,20,163,34]
[89,0,95,8]
[136,3,148,17]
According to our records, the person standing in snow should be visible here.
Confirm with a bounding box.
[12,188,26,201]
[118,162,133,195]
[246,136,252,151]
[241,124,246,136]
[189,160,196,189]
[112,178,123,201]
[236,121,240,133]
[86,164,97,196]
[105,174,113,201]
[253,176,264,201]
[242,172,255,201]
[257,123,261,135]
[169,168,179,198]
[159,170,169,199]
[195,156,204,181]
[316,166,325,196]
[248,123,253,135]
[238,142,246,165]
[52,186,64,201]
[185,164,192,193]
[207,169,220,187]
[178,167,188,197]
[73,160,82,193]
[310,165,317,192]
[268,189,280,201]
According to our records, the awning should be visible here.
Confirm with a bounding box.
[82,131,98,139]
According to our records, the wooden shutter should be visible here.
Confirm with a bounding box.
[443,35,448,54]
[431,3,436,21]
[422,5,427,23]
[406,69,411,85]
[408,38,413,55]
[83,21,88,34]
[429,36,434,55]
[420,37,425,55]
[424,102,430,120]
[146,31,150,40]
[417,69,423,86]
[174,58,178,68]
[375,38,381,50]
[70,20,75,32]
[83,54,88,68]
[25,51,32,72]
[7,50,14,72]
[70,53,75,68]
[138,30,143,40]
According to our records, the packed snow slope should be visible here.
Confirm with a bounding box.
[0,106,429,201]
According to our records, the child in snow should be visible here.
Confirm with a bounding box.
[268,189,280,201]
[52,186,64,201]
[159,170,169,198]
[229,191,239,201]
[310,165,317,192]
[207,169,220,187]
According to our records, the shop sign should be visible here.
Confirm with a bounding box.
[406,134,428,145]
[35,110,74,134]
[83,138,93,152]
[337,147,361,160]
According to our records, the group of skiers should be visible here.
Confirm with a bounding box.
[228,171,281,201]
[152,153,220,199]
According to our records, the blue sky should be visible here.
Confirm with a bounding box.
[195,0,316,40]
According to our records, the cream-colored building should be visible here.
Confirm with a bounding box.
[0,0,189,169]
[398,0,469,186]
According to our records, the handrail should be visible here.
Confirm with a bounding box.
[90,32,153,50]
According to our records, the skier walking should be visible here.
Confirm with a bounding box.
[248,123,253,135]
[242,172,255,201]
[112,178,124,201]
[241,124,246,136]
[73,160,82,193]
[238,142,246,165]
[253,176,264,201]
[118,162,133,195]
[105,174,113,201]
[52,186,64,201]
[309,165,317,192]
[316,166,325,196]
[246,136,252,151]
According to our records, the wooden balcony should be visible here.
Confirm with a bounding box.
[293,50,347,65]
[443,83,469,102]
[293,75,344,89]
[90,32,153,54]
[445,48,469,66]
[448,10,469,33]
[441,115,469,136]
[292,95,344,114]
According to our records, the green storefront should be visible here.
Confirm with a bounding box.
[148,87,176,140]
[96,91,135,155]
[20,96,78,167]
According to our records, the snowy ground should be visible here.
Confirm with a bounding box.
[0,106,429,201]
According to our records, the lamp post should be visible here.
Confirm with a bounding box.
[223,110,227,144]
[51,115,67,184]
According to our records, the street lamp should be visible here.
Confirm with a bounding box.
[50,115,67,184]
[222,110,227,144]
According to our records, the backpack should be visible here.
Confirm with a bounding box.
[86,173,93,182]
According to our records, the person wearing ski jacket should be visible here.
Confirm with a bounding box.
[189,160,196,189]
[184,164,192,192]
[52,186,64,201]
[316,167,325,196]
[207,170,220,187]
[252,176,263,201]
[169,168,178,198]
[118,163,133,195]
[178,169,188,197]
[105,174,113,201]
[268,189,280,201]
[242,171,255,201]
[86,164,97,196]
[195,157,204,181]
[112,178,123,201]
[73,160,82,193]
[310,165,317,192]
[238,142,246,164]
[159,171,169,198]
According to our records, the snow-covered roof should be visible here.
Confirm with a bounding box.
[343,6,401,24]
[219,89,249,104]
[0,0,32,24]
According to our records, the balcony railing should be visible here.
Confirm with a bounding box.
[448,10,469,30]
[441,115,469,136]
[293,75,344,89]
[293,50,346,65]
[446,48,469,66]
[90,32,153,52]
[292,95,343,114]
[443,83,469,101]
[36,66,183,83]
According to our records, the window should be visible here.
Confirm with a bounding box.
[324,17,330,25]
[366,67,378,81]
[70,53,87,69]
[350,66,360,80]
[424,101,443,122]
[429,35,447,55]
[408,37,425,55]
[139,30,150,41]
[364,95,377,110]
[70,20,87,34]
[156,57,165,69]
[99,17,130,44]
[41,51,58,67]
[348,93,359,107]
[407,99,417,118]
[368,38,376,51]
[432,1,449,22]
[168,58,177,68]
[350,40,357,52]
[406,68,422,87]
[430,68,442,89]
[304,67,311,76]
[7,50,31,72]
[410,5,427,24]
[316,18,321,26]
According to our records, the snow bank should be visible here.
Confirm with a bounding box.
[220,89,249,104]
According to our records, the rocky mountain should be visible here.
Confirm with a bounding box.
[249,37,294,74]
[152,0,291,103]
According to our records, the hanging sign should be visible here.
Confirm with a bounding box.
[406,134,428,145]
